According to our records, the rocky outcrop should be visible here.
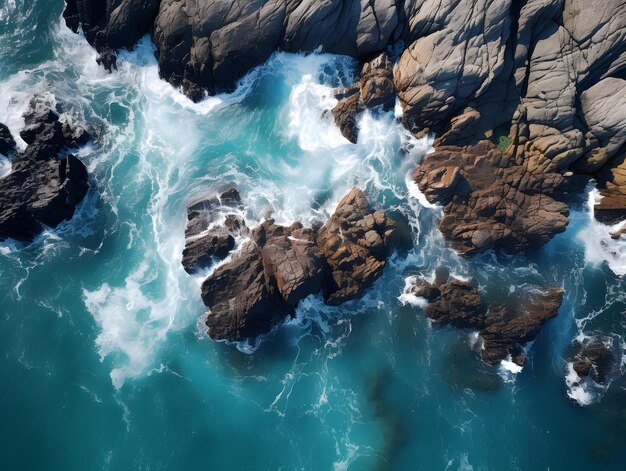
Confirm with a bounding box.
[406,271,563,367]
[318,187,404,304]
[202,219,325,341]
[330,52,396,143]
[413,135,580,254]
[571,341,614,384]
[479,288,563,366]
[64,1,626,253]
[182,188,247,274]
[0,123,16,155]
[193,187,406,341]
[0,98,91,242]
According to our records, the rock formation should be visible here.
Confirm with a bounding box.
[0,98,91,242]
[0,123,16,156]
[182,188,248,274]
[188,188,406,341]
[63,0,626,254]
[406,271,563,367]
[318,188,403,304]
[571,341,614,384]
[330,52,396,143]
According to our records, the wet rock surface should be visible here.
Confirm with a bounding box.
[571,341,615,384]
[407,271,563,367]
[318,188,403,305]
[330,52,396,143]
[0,123,16,155]
[0,98,91,242]
[182,188,247,274]
[191,188,406,341]
[413,135,581,254]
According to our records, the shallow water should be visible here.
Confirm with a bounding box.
[1,2,626,470]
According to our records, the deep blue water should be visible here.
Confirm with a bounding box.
[1,1,626,470]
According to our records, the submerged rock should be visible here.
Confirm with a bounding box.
[479,288,564,366]
[407,271,563,367]
[193,187,406,341]
[0,98,91,242]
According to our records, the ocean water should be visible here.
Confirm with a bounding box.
[1,1,626,470]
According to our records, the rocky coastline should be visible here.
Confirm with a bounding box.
[64,0,626,253]
[56,1,626,373]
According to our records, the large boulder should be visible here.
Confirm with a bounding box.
[201,219,325,341]
[413,137,577,254]
[318,188,400,305]
[0,99,91,242]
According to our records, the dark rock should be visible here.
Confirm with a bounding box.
[318,188,401,305]
[0,123,16,155]
[479,288,564,366]
[196,187,405,341]
[423,279,484,329]
[96,47,118,72]
[330,86,362,144]
[572,342,614,384]
[201,219,325,341]
[409,272,563,367]
[182,188,247,274]
[0,101,90,242]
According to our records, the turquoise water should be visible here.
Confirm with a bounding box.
[1,1,626,469]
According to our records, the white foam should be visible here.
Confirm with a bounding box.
[565,363,596,406]
[398,275,428,308]
[500,356,524,374]
[579,187,626,276]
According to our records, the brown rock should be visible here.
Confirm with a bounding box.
[414,138,575,254]
[318,188,399,305]
[479,288,563,366]
[359,52,395,110]
[330,86,362,144]
[410,273,563,368]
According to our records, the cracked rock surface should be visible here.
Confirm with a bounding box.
[0,97,91,242]
[192,187,406,341]
[64,0,626,252]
